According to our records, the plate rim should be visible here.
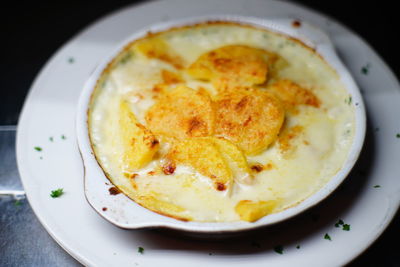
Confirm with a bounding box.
[16,0,400,265]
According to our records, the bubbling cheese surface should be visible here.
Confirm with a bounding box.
[88,22,355,222]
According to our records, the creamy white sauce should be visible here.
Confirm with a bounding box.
[88,24,355,222]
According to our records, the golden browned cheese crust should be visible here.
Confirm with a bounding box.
[145,85,215,139]
[267,79,320,112]
[188,45,277,91]
[214,88,285,155]
[135,37,185,69]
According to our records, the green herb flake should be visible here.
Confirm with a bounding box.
[342,224,350,231]
[296,245,300,249]
[345,96,352,105]
[68,57,75,64]
[273,245,284,254]
[119,53,132,65]
[14,199,22,206]
[373,185,381,188]
[34,146,42,152]
[49,137,54,142]
[324,233,331,241]
[396,133,400,138]
[50,188,64,198]
[138,247,144,254]
[334,219,344,227]
[361,64,370,75]
[61,135,67,140]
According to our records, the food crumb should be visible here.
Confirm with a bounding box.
[251,164,264,172]
[102,207,107,211]
[162,162,176,175]
[292,20,301,28]
[109,187,121,195]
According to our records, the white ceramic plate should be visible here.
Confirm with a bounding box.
[16,0,400,266]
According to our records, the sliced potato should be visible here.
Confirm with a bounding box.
[167,138,232,191]
[215,88,285,155]
[135,37,185,69]
[119,101,159,172]
[210,137,251,176]
[145,85,215,139]
[161,69,184,84]
[267,79,320,111]
[278,125,304,155]
[137,194,190,221]
[235,200,277,222]
[188,45,277,90]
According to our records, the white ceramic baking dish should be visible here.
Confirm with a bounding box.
[76,15,366,234]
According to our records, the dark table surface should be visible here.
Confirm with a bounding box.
[1,1,399,266]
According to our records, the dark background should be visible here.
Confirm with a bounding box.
[1,0,399,266]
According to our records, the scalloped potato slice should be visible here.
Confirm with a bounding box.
[135,37,185,69]
[215,88,285,155]
[267,79,320,111]
[168,138,232,191]
[188,45,277,89]
[235,200,277,222]
[137,194,190,221]
[119,101,159,172]
[145,85,215,139]
[210,137,252,179]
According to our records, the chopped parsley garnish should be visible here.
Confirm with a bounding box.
[68,57,75,64]
[342,224,351,231]
[361,63,370,75]
[396,133,400,138]
[50,188,64,198]
[373,185,381,188]
[273,245,284,254]
[119,53,132,65]
[138,247,144,254]
[61,135,67,140]
[345,96,352,105]
[14,199,22,206]
[324,233,331,241]
[34,146,42,152]
[49,137,54,142]
[296,245,300,249]
[334,219,344,227]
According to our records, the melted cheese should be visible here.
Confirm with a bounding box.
[88,23,355,222]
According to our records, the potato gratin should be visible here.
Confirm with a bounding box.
[88,22,355,222]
